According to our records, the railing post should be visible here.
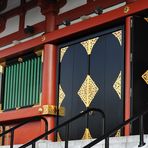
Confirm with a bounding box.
[138,115,145,147]
[32,142,36,148]
[10,130,14,148]
[2,126,5,145]
[105,137,109,148]
[65,123,70,148]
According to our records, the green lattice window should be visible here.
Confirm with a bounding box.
[2,52,42,110]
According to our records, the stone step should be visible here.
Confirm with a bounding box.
[1,135,148,148]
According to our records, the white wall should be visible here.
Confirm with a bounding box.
[0,0,126,50]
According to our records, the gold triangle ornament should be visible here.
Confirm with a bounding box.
[115,129,121,137]
[81,37,99,55]
[142,70,148,85]
[112,30,122,46]
[58,85,66,107]
[60,46,69,62]
[82,128,92,139]
[144,17,148,23]
[113,71,122,99]
[57,132,62,141]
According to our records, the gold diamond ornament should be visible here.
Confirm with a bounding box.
[78,75,99,107]
[81,37,99,55]
[59,85,65,107]
[142,70,148,84]
[113,71,122,99]
[60,46,69,62]
[112,30,122,46]
[82,128,92,139]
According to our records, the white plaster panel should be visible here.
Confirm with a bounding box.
[25,7,45,27]
[0,16,19,38]
[0,0,21,14]
[59,0,87,14]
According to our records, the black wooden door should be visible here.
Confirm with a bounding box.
[131,16,148,134]
[57,26,124,140]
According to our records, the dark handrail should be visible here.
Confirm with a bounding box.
[19,108,105,148]
[84,108,148,148]
[0,116,48,148]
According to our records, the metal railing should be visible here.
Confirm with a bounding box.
[0,116,48,148]
[19,108,105,148]
[84,108,148,148]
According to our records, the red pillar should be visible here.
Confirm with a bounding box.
[40,1,58,141]
[42,44,57,140]
[124,16,131,136]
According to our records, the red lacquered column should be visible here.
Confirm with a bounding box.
[42,44,57,140]
[124,16,131,136]
[40,1,58,141]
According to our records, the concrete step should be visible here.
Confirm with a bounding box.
[1,135,148,148]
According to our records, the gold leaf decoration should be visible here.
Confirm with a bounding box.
[57,132,62,141]
[144,18,148,23]
[81,37,99,55]
[142,70,148,85]
[0,65,3,73]
[115,129,121,137]
[113,71,122,99]
[59,85,65,107]
[60,46,69,62]
[82,128,92,139]
[78,75,99,107]
[112,30,122,46]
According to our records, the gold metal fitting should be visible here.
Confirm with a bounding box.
[18,57,23,62]
[38,107,43,113]
[41,35,46,42]
[42,105,65,116]
[124,6,130,13]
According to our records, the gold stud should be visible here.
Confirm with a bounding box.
[38,107,43,113]
[41,35,46,41]
[124,6,130,13]
[18,57,23,62]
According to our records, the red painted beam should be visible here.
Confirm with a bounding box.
[0,106,43,123]
[0,21,45,48]
[0,0,125,47]
[56,0,125,24]
[0,0,147,60]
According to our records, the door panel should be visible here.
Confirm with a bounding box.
[132,16,148,134]
[105,32,124,132]
[58,44,88,140]
[58,26,124,140]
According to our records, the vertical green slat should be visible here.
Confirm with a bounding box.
[12,64,16,108]
[37,56,41,104]
[3,66,8,110]
[32,57,37,105]
[18,62,23,107]
[9,65,14,109]
[20,62,25,107]
[29,58,33,105]
[15,63,19,108]
[23,61,28,106]
[35,57,40,104]
[6,66,11,110]
[26,59,31,106]
[39,56,42,104]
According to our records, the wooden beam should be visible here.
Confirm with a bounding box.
[56,0,125,24]
[0,0,147,60]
